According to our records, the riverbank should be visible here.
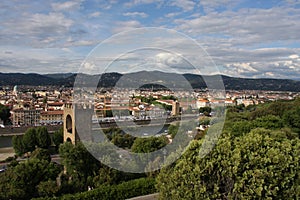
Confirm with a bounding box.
[0,125,62,136]
[0,147,14,161]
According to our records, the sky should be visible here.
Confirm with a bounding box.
[0,0,300,79]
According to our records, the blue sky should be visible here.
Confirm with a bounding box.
[0,0,300,79]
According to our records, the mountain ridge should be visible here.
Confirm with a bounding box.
[0,71,299,92]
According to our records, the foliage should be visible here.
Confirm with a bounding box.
[161,95,177,101]
[30,148,51,163]
[199,117,210,125]
[0,104,11,125]
[59,142,101,190]
[131,136,168,153]
[252,115,284,130]
[37,180,60,198]
[140,95,157,104]
[23,127,38,153]
[156,129,300,199]
[111,133,135,149]
[168,123,179,138]
[52,128,64,150]
[0,156,61,199]
[12,126,53,156]
[199,106,211,116]
[33,178,156,200]
[12,135,26,156]
[283,107,300,133]
[37,126,52,149]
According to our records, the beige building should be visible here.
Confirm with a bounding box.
[196,99,210,108]
[12,108,40,126]
[40,110,63,125]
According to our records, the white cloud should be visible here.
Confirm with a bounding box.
[175,7,300,47]
[51,1,83,11]
[0,46,83,73]
[155,52,183,65]
[1,12,74,47]
[89,11,101,18]
[123,12,148,18]
[165,12,181,18]
[113,20,142,33]
[170,0,196,12]
[199,0,239,13]
[289,54,299,59]
[124,0,164,8]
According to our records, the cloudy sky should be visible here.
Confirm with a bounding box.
[0,0,300,79]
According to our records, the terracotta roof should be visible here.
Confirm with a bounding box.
[41,110,63,115]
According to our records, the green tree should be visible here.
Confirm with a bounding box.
[111,133,135,149]
[199,106,211,115]
[0,104,11,125]
[23,128,37,153]
[30,148,51,163]
[59,142,101,190]
[131,136,168,153]
[253,115,284,129]
[157,129,300,199]
[36,127,51,149]
[168,123,179,138]
[283,107,300,133]
[37,180,59,197]
[53,128,63,150]
[12,135,26,156]
[0,156,61,199]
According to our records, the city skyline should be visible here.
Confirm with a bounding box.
[0,0,300,79]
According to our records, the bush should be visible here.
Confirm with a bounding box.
[33,178,156,200]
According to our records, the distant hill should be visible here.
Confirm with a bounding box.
[44,73,74,79]
[1,71,300,92]
[0,73,57,86]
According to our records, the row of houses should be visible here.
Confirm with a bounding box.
[11,102,64,126]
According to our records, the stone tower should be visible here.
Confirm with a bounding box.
[63,103,93,144]
[172,101,180,116]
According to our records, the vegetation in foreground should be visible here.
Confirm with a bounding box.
[157,99,300,199]
[0,99,300,199]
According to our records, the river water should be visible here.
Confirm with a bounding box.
[0,136,13,148]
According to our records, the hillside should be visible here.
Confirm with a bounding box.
[0,71,300,92]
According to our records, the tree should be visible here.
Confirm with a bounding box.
[199,106,211,115]
[30,148,51,162]
[59,142,101,190]
[22,128,37,153]
[36,126,51,149]
[157,129,300,199]
[131,136,168,153]
[37,180,59,197]
[53,128,63,150]
[12,135,26,156]
[283,107,300,133]
[253,115,284,130]
[168,123,179,138]
[111,133,135,149]
[0,104,11,125]
[0,156,61,199]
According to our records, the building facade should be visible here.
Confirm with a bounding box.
[12,109,40,126]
